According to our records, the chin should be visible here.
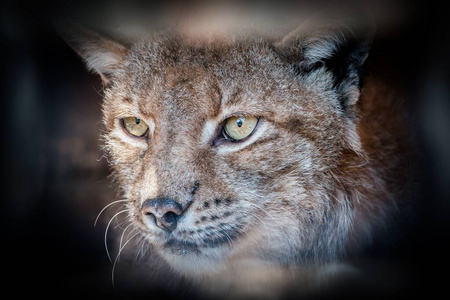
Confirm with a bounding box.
[157,240,231,277]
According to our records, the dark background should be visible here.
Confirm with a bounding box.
[2,0,450,299]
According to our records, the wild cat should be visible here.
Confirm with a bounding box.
[60,10,415,298]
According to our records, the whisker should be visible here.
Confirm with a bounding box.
[105,209,129,263]
[112,204,131,229]
[230,223,264,253]
[112,232,140,287]
[245,207,273,238]
[133,236,148,266]
[94,199,128,226]
[241,199,293,250]
[217,223,236,250]
[119,223,134,254]
[113,215,132,230]
[242,200,286,231]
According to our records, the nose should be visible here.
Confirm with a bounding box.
[141,198,183,232]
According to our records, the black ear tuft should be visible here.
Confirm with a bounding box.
[275,15,375,111]
[318,25,374,110]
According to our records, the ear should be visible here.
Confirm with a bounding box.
[274,17,375,111]
[57,22,128,86]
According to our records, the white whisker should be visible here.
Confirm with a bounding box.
[243,200,286,231]
[104,209,129,263]
[94,199,128,226]
[232,222,265,254]
[113,217,132,230]
[241,199,293,249]
[119,223,134,254]
[133,236,147,266]
[218,223,236,250]
[112,232,140,287]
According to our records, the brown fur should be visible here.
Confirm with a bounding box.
[60,14,415,297]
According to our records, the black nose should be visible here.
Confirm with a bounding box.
[141,198,183,231]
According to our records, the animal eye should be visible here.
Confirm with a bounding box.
[223,116,259,141]
[122,117,149,137]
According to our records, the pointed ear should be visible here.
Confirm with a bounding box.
[274,17,375,111]
[57,22,128,86]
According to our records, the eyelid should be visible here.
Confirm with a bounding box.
[219,112,255,123]
[215,118,268,154]
[214,116,261,146]
[120,118,149,139]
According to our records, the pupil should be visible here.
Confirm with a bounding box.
[237,118,243,127]
[135,118,141,125]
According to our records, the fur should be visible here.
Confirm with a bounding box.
[60,14,414,297]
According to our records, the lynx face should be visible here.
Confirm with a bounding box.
[103,37,353,275]
[61,17,399,280]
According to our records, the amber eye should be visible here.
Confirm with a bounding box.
[122,117,149,137]
[223,116,259,141]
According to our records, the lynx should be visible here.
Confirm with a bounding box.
[61,11,414,297]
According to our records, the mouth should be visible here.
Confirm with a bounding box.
[151,221,265,276]
[165,238,201,255]
[163,226,242,256]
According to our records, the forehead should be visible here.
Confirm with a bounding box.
[124,35,293,98]
[114,34,317,126]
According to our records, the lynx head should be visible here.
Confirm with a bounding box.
[60,17,374,278]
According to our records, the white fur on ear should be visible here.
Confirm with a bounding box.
[57,22,127,85]
[276,20,348,68]
[274,15,374,112]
